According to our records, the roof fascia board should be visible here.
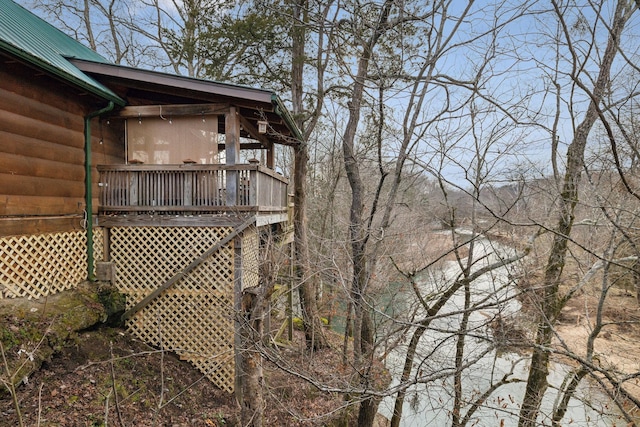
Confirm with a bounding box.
[70,58,275,105]
[271,94,304,143]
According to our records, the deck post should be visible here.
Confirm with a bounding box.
[266,142,274,169]
[234,231,244,405]
[249,168,258,206]
[226,107,240,206]
[184,170,193,206]
[129,172,138,206]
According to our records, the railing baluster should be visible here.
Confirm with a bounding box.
[218,169,224,206]
[173,171,177,207]
[168,171,173,206]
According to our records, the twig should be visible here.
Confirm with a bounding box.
[104,389,112,427]
[110,341,126,427]
[159,324,165,410]
[152,315,165,425]
[1,340,24,427]
[37,383,44,427]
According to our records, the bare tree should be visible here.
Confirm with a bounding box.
[25,0,233,75]
[291,0,331,350]
[519,2,638,425]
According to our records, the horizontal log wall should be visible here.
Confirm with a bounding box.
[0,60,123,236]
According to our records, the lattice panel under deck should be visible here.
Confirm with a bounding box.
[130,290,235,392]
[242,229,260,290]
[110,226,236,392]
[93,229,104,267]
[0,230,93,299]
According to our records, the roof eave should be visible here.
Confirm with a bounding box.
[271,94,304,144]
[70,58,275,105]
[0,41,125,106]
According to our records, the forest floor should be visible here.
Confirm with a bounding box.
[0,324,375,427]
[552,283,640,407]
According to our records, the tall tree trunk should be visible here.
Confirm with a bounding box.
[633,262,640,305]
[518,2,634,425]
[239,289,264,427]
[451,279,472,427]
[389,318,430,427]
[294,144,328,349]
[390,264,469,427]
[340,2,393,425]
[291,0,328,350]
[239,232,282,427]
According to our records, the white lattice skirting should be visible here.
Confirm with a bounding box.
[107,226,238,393]
[0,225,249,393]
[0,229,103,299]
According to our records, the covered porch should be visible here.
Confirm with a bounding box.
[71,59,301,227]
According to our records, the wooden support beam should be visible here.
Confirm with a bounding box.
[226,106,240,206]
[218,142,268,151]
[113,103,230,118]
[266,142,274,169]
[225,106,241,165]
[96,214,249,228]
[238,115,269,146]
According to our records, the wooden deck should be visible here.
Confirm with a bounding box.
[97,164,289,226]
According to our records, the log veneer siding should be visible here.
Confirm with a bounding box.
[0,63,121,235]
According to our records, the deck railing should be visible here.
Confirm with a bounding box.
[97,164,288,214]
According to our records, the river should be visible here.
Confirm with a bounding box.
[377,232,623,426]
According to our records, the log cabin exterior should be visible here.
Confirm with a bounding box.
[0,0,299,394]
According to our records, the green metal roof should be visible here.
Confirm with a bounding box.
[0,0,124,105]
